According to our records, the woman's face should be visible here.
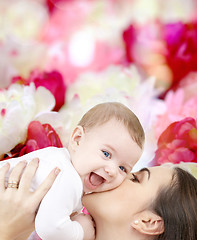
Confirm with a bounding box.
[82,166,173,223]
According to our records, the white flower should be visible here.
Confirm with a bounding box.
[0,83,55,157]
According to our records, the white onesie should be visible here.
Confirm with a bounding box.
[0,147,84,240]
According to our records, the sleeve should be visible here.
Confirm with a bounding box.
[35,160,84,240]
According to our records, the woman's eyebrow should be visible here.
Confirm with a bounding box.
[139,168,150,180]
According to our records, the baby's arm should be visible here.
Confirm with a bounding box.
[35,151,85,240]
[71,213,95,240]
[35,171,84,240]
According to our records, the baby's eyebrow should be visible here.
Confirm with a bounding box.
[139,168,150,180]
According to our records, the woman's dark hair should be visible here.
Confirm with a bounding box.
[152,167,197,240]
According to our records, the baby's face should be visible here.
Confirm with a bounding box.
[70,118,142,193]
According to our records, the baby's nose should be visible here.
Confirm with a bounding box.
[104,165,117,178]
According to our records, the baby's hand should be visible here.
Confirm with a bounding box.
[71,213,95,240]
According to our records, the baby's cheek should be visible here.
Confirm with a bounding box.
[115,175,126,188]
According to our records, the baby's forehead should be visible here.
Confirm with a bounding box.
[85,118,124,131]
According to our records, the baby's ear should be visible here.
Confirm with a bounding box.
[69,126,84,151]
[131,210,164,236]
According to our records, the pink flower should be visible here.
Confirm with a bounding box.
[154,117,197,165]
[122,22,165,65]
[122,21,197,92]
[154,84,197,140]
[163,21,197,89]
[12,70,66,111]
[2,121,63,159]
[122,21,172,89]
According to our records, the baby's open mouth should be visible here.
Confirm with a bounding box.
[89,172,105,186]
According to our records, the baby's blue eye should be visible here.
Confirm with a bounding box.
[119,166,126,173]
[103,151,111,158]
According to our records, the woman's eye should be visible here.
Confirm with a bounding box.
[102,151,111,159]
[119,166,127,173]
[131,173,139,183]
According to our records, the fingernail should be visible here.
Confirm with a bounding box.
[4,162,10,168]
[33,158,39,164]
[54,167,61,175]
[21,160,27,165]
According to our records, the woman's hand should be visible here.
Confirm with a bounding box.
[0,158,60,240]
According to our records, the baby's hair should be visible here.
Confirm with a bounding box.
[152,167,197,240]
[78,102,145,149]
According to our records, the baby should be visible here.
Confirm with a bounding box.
[0,102,145,240]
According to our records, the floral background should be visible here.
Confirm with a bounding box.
[1,0,197,178]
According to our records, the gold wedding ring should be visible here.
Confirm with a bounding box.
[7,181,19,189]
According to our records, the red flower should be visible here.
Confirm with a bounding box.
[3,121,63,159]
[122,24,137,63]
[12,70,66,111]
[163,21,197,89]
[154,117,197,165]
[46,0,70,14]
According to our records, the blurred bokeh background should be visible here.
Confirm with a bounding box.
[0,0,197,174]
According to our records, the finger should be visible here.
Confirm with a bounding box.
[19,158,39,191]
[0,163,10,193]
[7,161,27,191]
[32,167,61,208]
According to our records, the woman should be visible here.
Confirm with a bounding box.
[82,165,197,240]
[0,159,60,240]
[1,164,197,240]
